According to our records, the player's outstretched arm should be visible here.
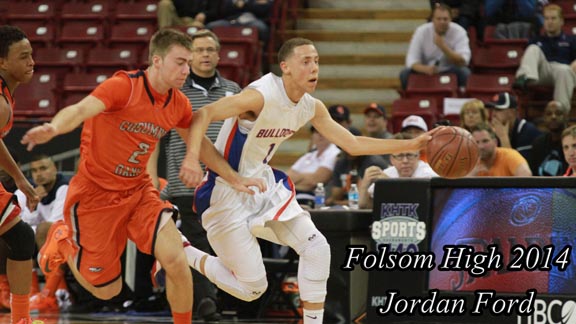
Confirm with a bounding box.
[21,95,106,151]
[311,100,440,156]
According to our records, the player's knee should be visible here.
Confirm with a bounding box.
[297,233,330,303]
[159,250,188,276]
[2,220,35,261]
[238,277,268,302]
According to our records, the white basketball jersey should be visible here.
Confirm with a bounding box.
[213,73,316,177]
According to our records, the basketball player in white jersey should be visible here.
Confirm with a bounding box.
[173,38,436,323]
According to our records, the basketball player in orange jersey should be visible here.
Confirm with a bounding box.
[21,28,264,324]
[0,25,42,324]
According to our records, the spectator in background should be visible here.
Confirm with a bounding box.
[400,3,471,90]
[206,0,273,44]
[363,103,393,139]
[529,100,568,176]
[359,132,438,209]
[401,115,429,161]
[286,126,341,209]
[15,155,69,313]
[459,99,488,132]
[513,4,576,112]
[469,123,533,176]
[486,92,541,160]
[328,104,362,136]
[561,124,576,176]
[429,0,484,40]
[157,0,220,28]
[485,0,541,37]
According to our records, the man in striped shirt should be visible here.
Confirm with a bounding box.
[148,29,241,321]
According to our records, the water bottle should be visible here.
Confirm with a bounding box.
[348,183,359,210]
[314,183,325,209]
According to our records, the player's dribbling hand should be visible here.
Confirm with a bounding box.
[21,123,58,151]
[412,126,444,150]
[230,176,267,195]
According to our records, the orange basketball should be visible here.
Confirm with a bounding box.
[426,126,479,178]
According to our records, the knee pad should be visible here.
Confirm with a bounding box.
[2,220,35,261]
[237,277,268,302]
[296,232,331,303]
[204,256,268,302]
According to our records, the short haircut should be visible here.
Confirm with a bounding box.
[191,29,220,49]
[277,38,314,63]
[148,28,193,64]
[544,4,563,18]
[0,25,27,58]
[432,3,452,18]
[561,125,576,141]
[30,154,53,164]
[469,122,497,139]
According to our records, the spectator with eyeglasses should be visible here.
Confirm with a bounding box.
[359,133,438,209]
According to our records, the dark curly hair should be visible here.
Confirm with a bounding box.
[0,25,28,59]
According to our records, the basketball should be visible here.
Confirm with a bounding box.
[426,126,479,178]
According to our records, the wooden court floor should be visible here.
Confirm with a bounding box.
[0,313,303,323]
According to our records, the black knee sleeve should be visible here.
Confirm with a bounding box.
[2,220,35,261]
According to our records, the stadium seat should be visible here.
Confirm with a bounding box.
[33,47,84,80]
[14,20,56,47]
[218,44,251,87]
[13,73,59,118]
[554,0,576,20]
[471,45,524,74]
[211,26,262,80]
[563,20,576,36]
[109,21,157,54]
[113,0,158,24]
[482,25,529,49]
[465,74,515,102]
[5,1,55,23]
[58,21,105,49]
[390,98,438,133]
[60,1,111,22]
[62,72,111,95]
[404,74,458,104]
[85,47,139,74]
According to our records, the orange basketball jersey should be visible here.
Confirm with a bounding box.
[80,70,192,190]
[0,75,15,138]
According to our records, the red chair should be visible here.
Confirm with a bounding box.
[113,0,158,24]
[563,20,576,36]
[5,2,56,23]
[212,26,262,80]
[465,74,515,102]
[62,72,112,95]
[390,98,438,133]
[404,74,458,104]
[218,44,251,87]
[109,21,157,54]
[482,25,529,49]
[13,73,58,118]
[33,47,84,80]
[85,47,139,74]
[58,21,105,49]
[471,45,524,74]
[60,1,111,22]
[14,20,56,47]
[554,0,576,20]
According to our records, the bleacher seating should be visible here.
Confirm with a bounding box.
[482,25,529,49]
[211,26,262,81]
[85,47,139,74]
[33,47,85,80]
[58,21,105,49]
[5,1,55,24]
[465,74,515,102]
[109,21,157,54]
[15,20,56,48]
[113,1,158,25]
[471,45,524,74]
[403,73,458,104]
[62,72,111,97]
[218,44,251,87]
[14,73,59,119]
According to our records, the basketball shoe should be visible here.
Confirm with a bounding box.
[38,220,77,276]
[29,292,59,313]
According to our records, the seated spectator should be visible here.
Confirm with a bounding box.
[485,0,541,37]
[157,0,220,28]
[562,125,576,176]
[328,104,362,135]
[326,152,388,207]
[528,100,568,176]
[363,103,393,139]
[206,0,273,43]
[400,3,471,90]
[359,132,438,209]
[429,0,484,40]
[401,115,429,161]
[286,126,341,209]
[469,123,533,176]
[486,92,541,160]
[459,99,488,132]
[513,4,576,112]
[15,155,69,312]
